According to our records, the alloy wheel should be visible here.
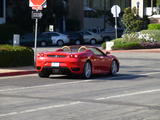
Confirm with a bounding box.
[84,62,92,79]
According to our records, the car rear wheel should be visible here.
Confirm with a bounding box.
[110,60,118,75]
[38,71,50,78]
[83,61,92,79]
[90,39,96,45]
[57,40,64,46]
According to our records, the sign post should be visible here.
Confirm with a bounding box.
[29,0,46,65]
[111,5,121,39]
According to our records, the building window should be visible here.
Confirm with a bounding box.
[0,0,4,17]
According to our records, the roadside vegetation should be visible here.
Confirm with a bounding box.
[102,7,160,50]
[0,45,33,67]
[102,29,160,50]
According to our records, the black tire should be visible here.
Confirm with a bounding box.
[38,71,50,78]
[110,60,118,75]
[90,39,96,45]
[57,40,64,46]
[83,61,92,79]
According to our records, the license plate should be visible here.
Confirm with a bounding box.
[51,62,59,67]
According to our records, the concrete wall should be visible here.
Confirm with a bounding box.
[83,17,104,30]
[149,15,160,23]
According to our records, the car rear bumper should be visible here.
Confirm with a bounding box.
[36,61,84,74]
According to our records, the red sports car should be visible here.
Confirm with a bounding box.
[36,45,119,78]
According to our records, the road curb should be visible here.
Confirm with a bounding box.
[0,70,36,77]
[102,49,160,53]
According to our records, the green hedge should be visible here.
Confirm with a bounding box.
[148,24,160,30]
[101,37,160,50]
[0,45,34,67]
[112,41,142,50]
[102,39,142,50]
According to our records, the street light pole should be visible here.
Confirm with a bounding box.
[151,0,153,15]
[136,1,140,16]
[103,0,106,30]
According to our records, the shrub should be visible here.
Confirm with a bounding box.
[148,24,160,30]
[122,33,142,42]
[112,41,142,50]
[101,30,160,50]
[140,42,160,49]
[139,30,160,42]
[101,41,106,49]
[0,45,34,67]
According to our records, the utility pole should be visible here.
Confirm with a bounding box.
[151,0,153,15]
[103,0,106,30]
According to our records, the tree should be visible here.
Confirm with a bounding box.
[122,7,143,33]
[9,0,33,32]
[7,0,69,32]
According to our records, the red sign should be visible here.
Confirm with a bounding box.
[29,0,47,10]
[32,6,43,10]
[30,0,46,6]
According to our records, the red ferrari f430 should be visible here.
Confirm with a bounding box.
[36,46,120,79]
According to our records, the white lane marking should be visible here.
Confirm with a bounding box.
[0,80,93,92]
[1,88,160,117]
[140,72,160,76]
[0,71,160,93]
[0,74,37,79]
[95,89,160,100]
[0,101,82,117]
[0,112,18,117]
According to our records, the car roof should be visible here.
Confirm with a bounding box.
[41,32,62,34]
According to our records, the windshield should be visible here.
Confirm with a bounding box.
[60,46,88,53]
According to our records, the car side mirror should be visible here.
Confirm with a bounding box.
[106,51,110,55]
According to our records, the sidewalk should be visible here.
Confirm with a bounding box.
[0,48,160,77]
[0,66,36,77]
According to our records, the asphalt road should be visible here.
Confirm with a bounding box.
[0,52,160,120]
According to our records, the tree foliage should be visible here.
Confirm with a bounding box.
[7,0,69,32]
[122,7,144,33]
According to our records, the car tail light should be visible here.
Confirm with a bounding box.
[69,54,79,58]
[37,53,45,57]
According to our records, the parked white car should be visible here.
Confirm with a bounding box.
[40,32,69,46]
[79,31,103,45]
[92,27,124,41]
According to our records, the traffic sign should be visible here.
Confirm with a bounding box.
[29,0,46,6]
[29,0,47,10]
[111,5,121,17]
[32,11,43,19]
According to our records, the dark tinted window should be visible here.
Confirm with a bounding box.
[85,32,91,35]
[0,0,4,17]
[50,33,59,36]
[88,47,104,56]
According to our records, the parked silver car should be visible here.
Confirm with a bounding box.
[40,32,69,46]
[79,31,103,45]
[92,27,124,41]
